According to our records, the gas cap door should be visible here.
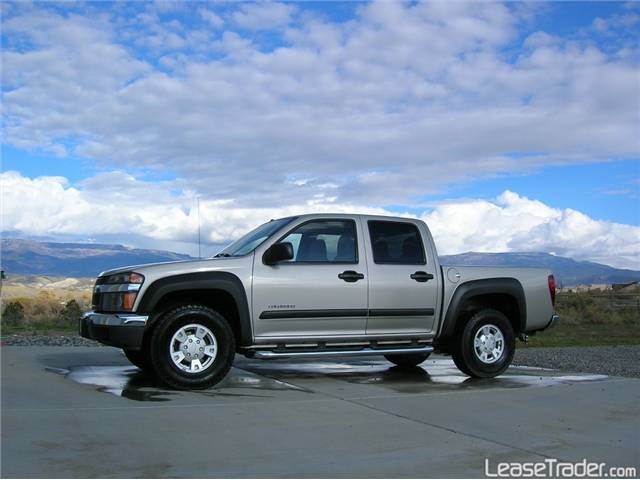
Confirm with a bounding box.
[447,267,461,283]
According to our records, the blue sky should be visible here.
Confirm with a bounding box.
[1,1,639,268]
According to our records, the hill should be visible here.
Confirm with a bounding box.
[1,238,194,277]
[1,239,638,286]
[440,252,640,287]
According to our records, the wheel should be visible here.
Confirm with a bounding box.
[123,348,152,371]
[451,308,515,378]
[149,305,235,390]
[384,352,431,368]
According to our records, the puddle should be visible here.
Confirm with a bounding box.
[237,358,609,394]
[45,356,609,401]
[46,365,310,402]
[46,366,177,402]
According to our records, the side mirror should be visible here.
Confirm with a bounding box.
[263,242,294,266]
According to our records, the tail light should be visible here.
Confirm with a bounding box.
[548,274,556,307]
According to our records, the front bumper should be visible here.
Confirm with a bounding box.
[79,311,148,350]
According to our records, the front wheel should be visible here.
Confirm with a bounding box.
[123,348,152,371]
[451,309,515,378]
[384,352,431,368]
[149,305,235,390]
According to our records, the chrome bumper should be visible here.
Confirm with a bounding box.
[81,311,148,326]
[80,311,148,349]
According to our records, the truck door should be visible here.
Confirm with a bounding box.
[252,218,368,338]
[364,219,439,334]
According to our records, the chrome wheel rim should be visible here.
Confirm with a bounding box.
[473,324,504,364]
[169,323,217,374]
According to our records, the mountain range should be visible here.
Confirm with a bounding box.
[1,238,192,278]
[1,238,638,286]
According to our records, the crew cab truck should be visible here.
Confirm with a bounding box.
[81,214,559,389]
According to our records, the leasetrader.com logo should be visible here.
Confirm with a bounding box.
[485,458,637,478]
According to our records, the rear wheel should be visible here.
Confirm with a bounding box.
[150,305,235,390]
[451,309,515,378]
[123,348,152,371]
[384,352,431,368]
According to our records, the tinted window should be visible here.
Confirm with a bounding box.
[368,221,426,264]
[280,220,358,263]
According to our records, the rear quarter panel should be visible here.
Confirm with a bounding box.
[440,266,554,332]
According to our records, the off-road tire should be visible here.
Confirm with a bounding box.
[451,308,515,378]
[149,305,235,390]
[123,348,152,371]
[384,352,431,368]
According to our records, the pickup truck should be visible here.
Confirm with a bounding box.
[81,214,559,389]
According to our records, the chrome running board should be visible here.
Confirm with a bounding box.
[248,345,433,360]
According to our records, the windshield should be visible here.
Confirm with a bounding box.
[215,217,297,257]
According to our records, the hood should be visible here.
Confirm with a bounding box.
[98,257,231,277]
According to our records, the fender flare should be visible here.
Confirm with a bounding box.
[438,277,526,339]
[136,272,252,345]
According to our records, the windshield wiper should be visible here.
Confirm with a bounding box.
[214,253,232,258]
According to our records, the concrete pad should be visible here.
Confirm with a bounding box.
[2,346,638,478]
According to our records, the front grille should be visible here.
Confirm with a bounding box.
[92,278,128,312]
[92,291,126,312]
[91,285,100,310]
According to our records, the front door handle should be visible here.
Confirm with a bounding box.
[410,271,434,282]
[338,270,365,282]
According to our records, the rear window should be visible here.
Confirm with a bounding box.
[368,221,426,265]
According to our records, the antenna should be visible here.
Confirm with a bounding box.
[197,197,202,259]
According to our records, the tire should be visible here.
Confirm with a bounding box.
[384,352,431,368]
[149,305,235,390]
[123,348,152,371]
[451,308,515,378]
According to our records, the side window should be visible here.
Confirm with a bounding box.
[368,221,426,265]
[280,220,358,263]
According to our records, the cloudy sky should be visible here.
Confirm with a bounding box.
[1,1,639,269]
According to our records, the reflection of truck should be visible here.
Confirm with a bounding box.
[81,214,559,389]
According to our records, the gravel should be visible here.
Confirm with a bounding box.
[515,345,640,378]
[0,335,103,347]
[2,335,639,378]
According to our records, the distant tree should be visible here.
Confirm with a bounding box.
[2,301,25,327]
[58,299,82,327]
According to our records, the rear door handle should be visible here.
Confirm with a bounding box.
[410,271,434,282]
[338,270,365,282]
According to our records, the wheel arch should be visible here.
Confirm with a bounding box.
[438,278,526,341]
[136,272,252,348]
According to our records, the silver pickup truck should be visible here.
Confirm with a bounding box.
[81,213,559,389]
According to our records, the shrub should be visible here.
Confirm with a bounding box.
[58,299,83,328]
[2,300,25,327]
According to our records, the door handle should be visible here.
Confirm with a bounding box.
[338,270,365,282]
[410,271,434,282]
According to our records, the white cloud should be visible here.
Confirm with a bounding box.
[422,191,640,269]
[2,171,638,269]
[198,8,224,29]
[231,2,296,31]
[1,3,638,269]
[1,3,637,210]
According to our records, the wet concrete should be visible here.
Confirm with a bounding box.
[235,357,609,395]
[45,363,309,402]
[3,346,639,478]
[40,355,609,403]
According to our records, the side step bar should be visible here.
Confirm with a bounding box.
[249,345,433,360]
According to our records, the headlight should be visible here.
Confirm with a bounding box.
[101,272,144,285]
[93,272,145,312]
